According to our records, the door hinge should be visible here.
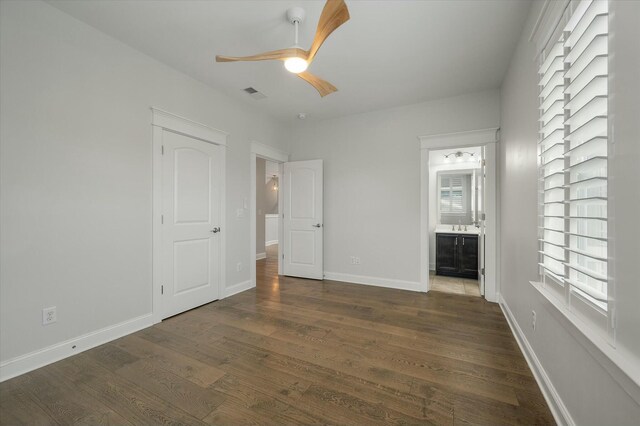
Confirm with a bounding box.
[161,215,164,224]
[282,253,285,260]
[480,213,486,221]
[161,145,164,155]
[161,285,164,295]
[481,267,485,276]
[482,159,486,166]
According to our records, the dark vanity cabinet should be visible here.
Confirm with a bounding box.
[436,233,479,279]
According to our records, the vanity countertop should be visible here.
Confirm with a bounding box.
[435,226,480,235]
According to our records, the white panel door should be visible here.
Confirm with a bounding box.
[283,160,323,279]
[161,131,221,319]
[478,148,486,296]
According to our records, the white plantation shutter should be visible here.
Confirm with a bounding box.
[564,0,608,310]
[538,0,609,321]
[539,38,566,282]
[449,176,464,213]
[440,175,466,214]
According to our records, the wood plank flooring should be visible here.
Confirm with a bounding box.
[0,245,554,425]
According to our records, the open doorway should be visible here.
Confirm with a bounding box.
[419,128,499,302]
[249,142,288,291]
[428,147,482,297]
[256,158,280,278]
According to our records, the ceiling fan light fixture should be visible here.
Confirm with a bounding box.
[284,57,308,74]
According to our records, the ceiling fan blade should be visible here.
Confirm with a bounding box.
[307,0,350,63]
[216,47,307,62]
[298,72,338,97]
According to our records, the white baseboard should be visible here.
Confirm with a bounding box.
[256,252,266,260]
[499,295,573,426]
[265,240,278,246]
[224,279,254,298]
[323,272,423,292]
[0,313,153,383]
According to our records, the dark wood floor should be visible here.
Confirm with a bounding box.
[0,245,554,425]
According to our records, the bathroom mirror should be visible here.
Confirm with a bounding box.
[437,171,476,225]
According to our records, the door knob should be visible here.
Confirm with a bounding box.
[312,223,322,228]
[210,227,221,233]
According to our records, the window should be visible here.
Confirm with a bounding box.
[538,0,610,332]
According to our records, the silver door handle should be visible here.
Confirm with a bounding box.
[210,227,221,233]
[312,223,322,228]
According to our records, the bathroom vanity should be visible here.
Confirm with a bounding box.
[435,229,479,279]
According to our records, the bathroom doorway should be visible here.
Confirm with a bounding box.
[419,128,499,302]
[428,147,482,297]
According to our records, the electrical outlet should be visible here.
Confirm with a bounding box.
[236,262,243,272]
[350,256,361,265]
[236,208,245,218]
[532,310,537,331]
[42,306,57,325]
[355,257,360,265]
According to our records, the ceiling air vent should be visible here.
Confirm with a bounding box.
[243,87,267,100]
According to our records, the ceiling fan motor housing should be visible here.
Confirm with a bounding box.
[287,7,305,24]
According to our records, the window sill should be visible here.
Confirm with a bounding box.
[529,281,640,403]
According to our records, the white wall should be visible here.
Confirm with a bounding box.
[0,0,288,368]
[265,215,279,246]
[264,161,279,215]
[499,1,640,424]
[255,158,266,257]
[289,90,500,286]
[428,161,480,269]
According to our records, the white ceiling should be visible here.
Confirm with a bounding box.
[47,0,531,123]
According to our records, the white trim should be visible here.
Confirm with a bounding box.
[0,314,153,382]
[323,272,421,293]
[530,281,640,402]
[250,142,289,289]
[256,252,266,260]
[151,107,228,146]
[419,127,499,150]
[499,295,574,426]
[419,128,499,301]
[265,240,278,247]
[529,0,570,59]
[420,148,430,292]
[251,141,288,163]
[224,280,254,298]
[151,126,163,324]
[529,0,552,42]
[151,109,227,324]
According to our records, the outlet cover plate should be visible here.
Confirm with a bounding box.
[42,306,57,325]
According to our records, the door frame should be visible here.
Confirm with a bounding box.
[249,142,289,288]
[419,128,499,302]
[151,108,228,324]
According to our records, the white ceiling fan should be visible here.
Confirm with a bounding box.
[216,0,350,97]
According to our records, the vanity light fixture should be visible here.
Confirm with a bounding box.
[444,151,475,159]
